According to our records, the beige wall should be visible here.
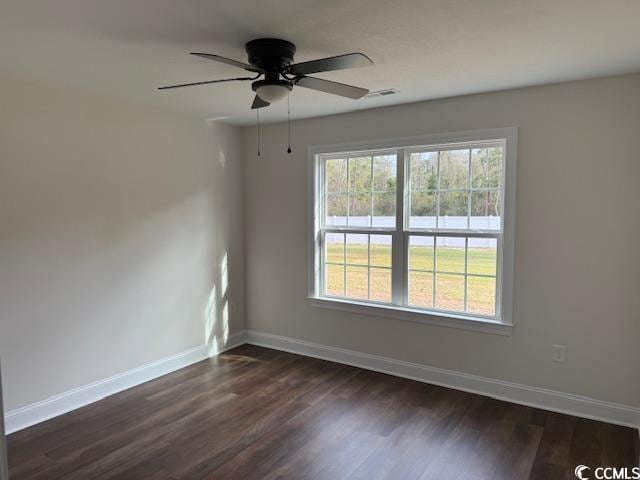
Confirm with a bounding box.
[0,75,244,411]
[1,71,638,418]
[243,74,640,408]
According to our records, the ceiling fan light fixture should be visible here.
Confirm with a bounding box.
[255,82,291,103]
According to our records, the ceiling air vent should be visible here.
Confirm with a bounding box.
[365,88,400,98]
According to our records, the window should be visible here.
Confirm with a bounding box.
[309,129,516,333]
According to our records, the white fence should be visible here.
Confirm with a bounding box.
[326,216,499,247]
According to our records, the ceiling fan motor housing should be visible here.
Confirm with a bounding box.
[245,38,296,73]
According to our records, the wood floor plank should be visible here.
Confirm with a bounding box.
[7,345,638,479]
[492,422,544,480]
[534,411,577,468]
[567,418,606,468]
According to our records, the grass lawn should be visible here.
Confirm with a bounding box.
[326,244,496,315]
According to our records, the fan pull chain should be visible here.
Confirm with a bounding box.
[287,92,292,154]
[256,108,261,157]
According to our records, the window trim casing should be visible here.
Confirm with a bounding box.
[307,128,517,335]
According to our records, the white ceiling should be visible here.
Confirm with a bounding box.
[1,0,639,126]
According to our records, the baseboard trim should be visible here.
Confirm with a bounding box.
[244,330,640,429]
[4,331,246,434]
[6,330,638,435]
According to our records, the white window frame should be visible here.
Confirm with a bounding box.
[308,128,517,336]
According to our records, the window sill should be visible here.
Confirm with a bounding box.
[308,296,513,336]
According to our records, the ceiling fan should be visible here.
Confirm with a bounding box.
[158,38,374,109]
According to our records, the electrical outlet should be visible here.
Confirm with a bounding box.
[552,344,566,363]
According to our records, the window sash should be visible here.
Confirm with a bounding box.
[321,231,394,303]
[316,139,507,322]
[321,150,398,230]
[404,142,505,234]
[403,231,502,320]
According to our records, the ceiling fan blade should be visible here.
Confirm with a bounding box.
[191,52,263,73]
[158,77,255,90]
[251,95,270,109]
[295,76,369,99]
[288,53,373,75]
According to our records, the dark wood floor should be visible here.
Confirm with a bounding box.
[7,345,638,479]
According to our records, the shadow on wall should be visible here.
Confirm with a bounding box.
[204,251,232,355]
[204,147,239,355]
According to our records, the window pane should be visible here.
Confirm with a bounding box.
[326,194,347,226]
[436,237,465,273]
[349,156,372,193]
[470,191,501,230]
[409,236,434,271]
[435,273,465,311]
[410,152,437,191]
[348,193,371,226]
[372,192,395,226]
[325,233,345,264]
[438,191,468,229]
[439,149,469,190]
[346,234,368,265]
[467,276,496,315]
[409,271,434,308]
[471,147,502,189]
[373,155,397,192]
[325,264,345,297]
[326,158,347,193]
[467,238,497,276]
[370,268,391,302]
[346,266,368,299]
[370,235,391,267]
[410,192,437,228]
